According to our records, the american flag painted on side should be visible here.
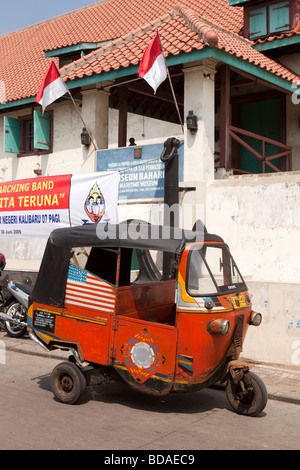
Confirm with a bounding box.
[65,262,116,313]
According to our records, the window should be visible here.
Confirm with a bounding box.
[249,5,268,38]
[187,245,247,297]
[71,246,119,286]
[22,117,34,154]
[4,110,53,156]
[129,249,164,284]
[70,246,166,287]
[269,1,290,33]
[59,52,81,68]
[245,1,291,40]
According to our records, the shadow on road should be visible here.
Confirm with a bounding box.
[33,371,231,415]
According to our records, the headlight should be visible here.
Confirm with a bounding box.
[250,311,262,326]
[207,318,230,336]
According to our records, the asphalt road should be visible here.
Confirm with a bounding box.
[0,349,299,451]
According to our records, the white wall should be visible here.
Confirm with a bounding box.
[109,108,182,148]
[278,52,300,75]
[242,280,300,366]
[206,171,300,366]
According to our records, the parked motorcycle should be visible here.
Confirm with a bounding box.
[0,253,29,338]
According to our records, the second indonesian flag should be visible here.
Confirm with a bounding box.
[138,32,167,94]
[35,61,68,112]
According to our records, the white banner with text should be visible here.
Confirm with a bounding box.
[0,171,120,238]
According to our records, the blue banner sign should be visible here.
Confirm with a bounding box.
[97,142,183,200]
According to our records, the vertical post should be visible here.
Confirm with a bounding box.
[183,60,216,232]
[280,94,288,171]
[262,140,265,173]
[81,88,110,151]
[220,65,230,171]
[160,137,180,279]
[118,86,128,148]
[161,138,180,226]
[231,102,240,170]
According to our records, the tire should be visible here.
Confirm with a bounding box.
[51,361,86,405]
[226,371,268,417]
[4,302,27,338]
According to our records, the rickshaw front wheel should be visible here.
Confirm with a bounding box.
[51,362,86,405]
[226,371,267,417]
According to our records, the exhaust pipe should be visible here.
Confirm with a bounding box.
[0,312,27,328]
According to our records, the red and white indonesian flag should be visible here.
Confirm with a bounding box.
[138,32,167,94]
[35,61,67,111]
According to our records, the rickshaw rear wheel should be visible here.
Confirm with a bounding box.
[226,371,267,417]
[51,362,86,405]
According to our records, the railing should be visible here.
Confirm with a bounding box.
[228,125,292,174]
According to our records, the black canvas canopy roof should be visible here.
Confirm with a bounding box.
[30,222,224,307]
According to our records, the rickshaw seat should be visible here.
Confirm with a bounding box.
[116,279,176,325]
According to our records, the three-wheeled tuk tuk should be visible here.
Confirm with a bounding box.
[27,221,267,416]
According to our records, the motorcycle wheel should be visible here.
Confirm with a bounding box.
[51,362,86,405]
[226,371,268,417]
[4,301,27,338]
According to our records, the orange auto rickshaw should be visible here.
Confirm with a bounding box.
[27,221,267,416]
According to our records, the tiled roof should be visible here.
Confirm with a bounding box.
[61,5,300,85]
[0,0,298,104]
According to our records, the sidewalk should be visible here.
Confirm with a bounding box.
[1,328,300,405]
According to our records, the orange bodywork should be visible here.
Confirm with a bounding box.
[174,244,251,390]
[28,241,252,396]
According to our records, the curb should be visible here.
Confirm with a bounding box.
[211,383,300,406]
[5,344,67,361]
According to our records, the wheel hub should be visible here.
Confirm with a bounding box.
[227,361,254,400]
[61,375,73,392]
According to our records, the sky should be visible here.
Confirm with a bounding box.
[0,0,100,35]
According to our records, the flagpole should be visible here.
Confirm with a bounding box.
[65,87,98,152]
[156,31,184,134]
